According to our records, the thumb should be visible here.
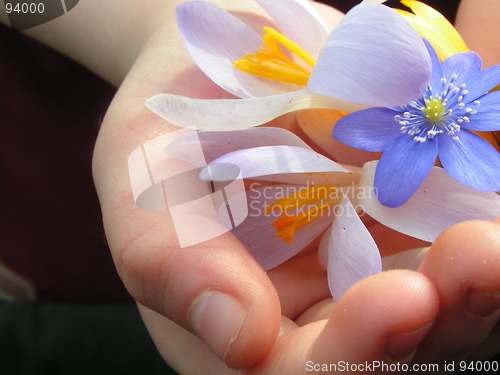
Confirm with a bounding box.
[93,92,281,368]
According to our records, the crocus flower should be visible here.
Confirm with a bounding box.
[333,41,500,208]
[166,127,500,301]
[145,0,431,131]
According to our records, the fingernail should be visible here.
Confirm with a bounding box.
[386,322,433,363]
[188,289,248,361]
[467,288,500,319]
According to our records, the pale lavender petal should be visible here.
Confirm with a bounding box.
[166,127,312,165]
[360,161,500,242]
[256,0,329,57]
[439,130,500,191]
[201,145,357,181]
[326,198,382,302]
[230,185,333,270]
[146,90,367,131]
[307,3,431,107]
[176,1,296,97]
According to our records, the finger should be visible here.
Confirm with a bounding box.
[259,270,438,374]
[310,270,439,373]
[138,304,240,375]
[416,219,500,363]
[140,270,439,374]
[139,303,302,375]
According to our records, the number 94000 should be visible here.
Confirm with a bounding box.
[5,2,45,14]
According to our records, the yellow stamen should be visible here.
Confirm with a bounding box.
[265,185,340,243]
[423,96,446,124]
[234,26,316,86]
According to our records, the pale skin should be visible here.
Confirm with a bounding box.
[3,0,499,373]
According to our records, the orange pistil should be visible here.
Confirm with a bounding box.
[265,184,340,243]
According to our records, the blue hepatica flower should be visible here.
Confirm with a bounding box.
[334,41,500,207]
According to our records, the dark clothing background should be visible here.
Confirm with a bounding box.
[1,1,487,375]
[0,302,171,375]
[0,23,128,304]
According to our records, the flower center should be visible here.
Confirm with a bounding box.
[233,27,316,86]
[395,74,481,143]
[264,184,340,243]
[423,96,446,124]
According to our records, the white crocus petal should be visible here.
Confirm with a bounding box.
[361,0,387,4]
[382,247,429,271]
[326,198,382,301]
[360,161,500,242]
[256,0,329,57]
[308,3,431,107]
[146,90,367,131]
[201,145,358,182]
[176,1,296,98]
[228,185,333,270]
[166,127,312,166]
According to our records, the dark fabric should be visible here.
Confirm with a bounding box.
[0,301,177,375]
[0,24,130,303]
